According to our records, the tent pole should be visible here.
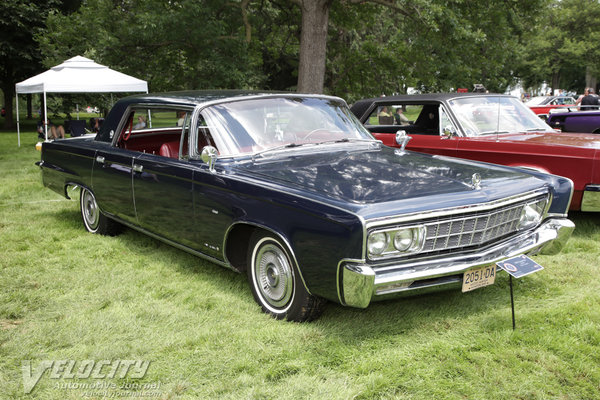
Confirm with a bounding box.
[43,91,49,141]
[16,92,21,147]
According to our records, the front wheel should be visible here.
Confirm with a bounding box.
[247,231,325,322]
[80,187,121,236]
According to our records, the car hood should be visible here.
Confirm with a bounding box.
[231,145,549,215]
[485,131,600,149]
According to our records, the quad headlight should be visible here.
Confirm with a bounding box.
[367,225,426,259]
[518,198,548,230]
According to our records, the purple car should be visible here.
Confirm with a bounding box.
[547,109,600,133]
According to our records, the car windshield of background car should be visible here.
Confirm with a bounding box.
[524,96,550,106]
[201,97,374,156]
[449,96,553,136]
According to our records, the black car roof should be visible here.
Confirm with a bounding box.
[96,90,344,142]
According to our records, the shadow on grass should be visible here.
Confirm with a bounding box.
[44,205,597,336]
[568,211,600,236]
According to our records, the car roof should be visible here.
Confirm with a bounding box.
[96,90,347,142]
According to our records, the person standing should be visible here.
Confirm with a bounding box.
[580,88,599,110]
[576,88,589,109]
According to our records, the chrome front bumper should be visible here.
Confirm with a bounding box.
[341,218,574,308]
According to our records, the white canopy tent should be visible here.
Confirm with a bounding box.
[15,56,148,146]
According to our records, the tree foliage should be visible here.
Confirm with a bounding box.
[39,0,263,91]
[518,0,600,93]
[11,0,595,117]
[0,0,80,128]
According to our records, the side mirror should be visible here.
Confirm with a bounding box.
[395,130,412,152]
[200,145,218,173]
[442,125,456,139]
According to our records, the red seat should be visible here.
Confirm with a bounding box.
[159,141,180,159]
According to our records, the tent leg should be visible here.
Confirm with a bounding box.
[16,94,21,147]
[43,91,49,142]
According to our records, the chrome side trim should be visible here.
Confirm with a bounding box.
[107,213,234,271]
[581,184,600,212]
[342,217,574,308]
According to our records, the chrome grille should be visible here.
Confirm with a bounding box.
[421,196,546,253]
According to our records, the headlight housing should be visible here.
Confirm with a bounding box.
[518,198,548,230]
[367,225,425,259]
[367,232,388,256]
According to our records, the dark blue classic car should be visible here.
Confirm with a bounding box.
[37,91,575,321]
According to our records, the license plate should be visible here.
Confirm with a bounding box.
[462,264,496,292]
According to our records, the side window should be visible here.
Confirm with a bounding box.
[439,106,457,136]
[366,104,422,126]
[196,114,216,154]
[116,106,193,159]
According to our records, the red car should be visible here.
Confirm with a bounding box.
[350,93,600,212]
[525,95,576,119]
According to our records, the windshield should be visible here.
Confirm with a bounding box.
[524,96,547,106]
[201,97,374,157]
[449,96,553,136]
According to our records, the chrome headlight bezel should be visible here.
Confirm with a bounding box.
[517,197,549,231]
[367,225,426,260]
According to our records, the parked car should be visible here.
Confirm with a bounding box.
[351,93,600,212]
[525,95,576,119]
[37,91,574,321]
[546,109,600,133]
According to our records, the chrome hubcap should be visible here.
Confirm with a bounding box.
[254,241,293,309]
[82,190,99,230]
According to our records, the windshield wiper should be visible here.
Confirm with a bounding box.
[251,138,378,161]
[315,138,378,145]
[481,130,509,135]
[252,143,304,160]
[525,128,550,132]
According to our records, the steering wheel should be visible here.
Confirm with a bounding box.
[302,129,328,140]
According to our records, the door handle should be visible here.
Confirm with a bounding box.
[133,164,143,173]
[96,156,105,164]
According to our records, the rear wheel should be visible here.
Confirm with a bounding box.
[247,231,325,321]
[80,187,121,236]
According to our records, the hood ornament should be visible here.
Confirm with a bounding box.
[471,173,481,190]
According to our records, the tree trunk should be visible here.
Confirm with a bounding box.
[27,94,33,119]
[297,0,332,94]
[1,86,15,129]
[586,66,597,91]
[551,71,560,94]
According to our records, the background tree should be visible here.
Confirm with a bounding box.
[518,0,600,94]
[0,0,80,129]
[33,0,579,106]
[39,0,265,92]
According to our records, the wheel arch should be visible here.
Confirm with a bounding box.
[223,221,313,295]
[63,181,88,200]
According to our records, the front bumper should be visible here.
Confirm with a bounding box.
[341,217,574,308]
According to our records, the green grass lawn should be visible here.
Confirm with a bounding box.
[1,129,599,399]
